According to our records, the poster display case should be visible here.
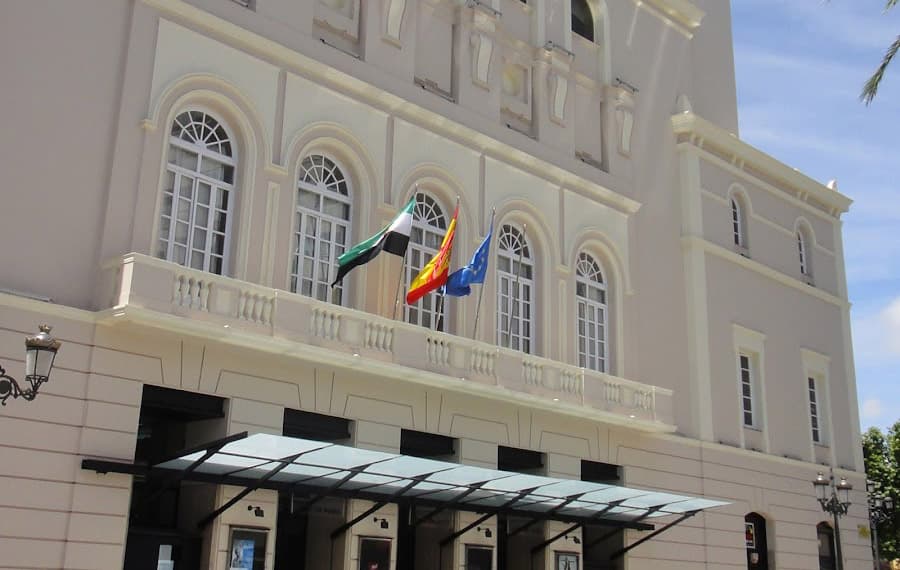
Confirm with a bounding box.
[229,528,267,570]
[358,536,392,570]
[555,551,579,570]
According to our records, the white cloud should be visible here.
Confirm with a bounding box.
[862,398,884,421]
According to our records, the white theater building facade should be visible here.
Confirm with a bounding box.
[0,0,871,569]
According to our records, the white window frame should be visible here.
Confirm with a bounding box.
[733,325,768,452]
[731,197,746,249]
[808,376,822,444]
[739,353,755,428]
[802,349,833,459]
[157,110,236,276]
[290,154,352,305]
[575,252,608,373]
[497,224,534,354]
[797,231,809,277]
[404,192,448,331]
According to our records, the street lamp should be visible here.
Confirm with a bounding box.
[0,325,61,405]
[813,469,853,570]
[867,480,895,570]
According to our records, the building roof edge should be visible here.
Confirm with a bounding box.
[671,112,853,216]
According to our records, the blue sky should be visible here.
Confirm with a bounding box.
[731,1,900,432]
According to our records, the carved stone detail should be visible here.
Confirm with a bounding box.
[384,0,407,44]
[608,86,636,157]
[470,32,494,87]
[548,71,568,124]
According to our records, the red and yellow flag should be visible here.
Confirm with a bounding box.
[406,204,459,305]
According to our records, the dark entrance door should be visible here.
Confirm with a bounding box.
[745,513,769,570]
[124,386,226,570]
[817,522,836,570]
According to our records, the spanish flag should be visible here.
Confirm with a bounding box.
[406,203,459,305]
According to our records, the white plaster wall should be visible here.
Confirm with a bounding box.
[0,296,872,569]
[150,19,279,157]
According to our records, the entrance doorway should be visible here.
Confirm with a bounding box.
[123,385,226,570]
[745,512,769,570]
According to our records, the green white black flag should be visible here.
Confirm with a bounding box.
[331,197,416,286]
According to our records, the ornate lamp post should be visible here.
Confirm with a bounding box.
[0,325,61,405]
[813,470,853,570]
[867,480,894,570]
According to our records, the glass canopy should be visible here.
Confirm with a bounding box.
[154,433,728,526]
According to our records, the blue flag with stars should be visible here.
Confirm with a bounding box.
[442,221,493,297]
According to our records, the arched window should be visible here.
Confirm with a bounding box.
[404,193,448,330]
[731,197,748,249]
[497,224,534,353]
[157,110,236,275]
[291,154,352,304]
[817,523,836,570]
[797,224,813,279]
[744,513,770,570]
[576,252,608,372]
[572,0,595,41]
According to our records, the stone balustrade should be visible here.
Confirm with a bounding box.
[99,254,674,428]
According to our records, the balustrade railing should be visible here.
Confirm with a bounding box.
[102,254,673,427]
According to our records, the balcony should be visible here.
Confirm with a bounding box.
[97,254,674,431]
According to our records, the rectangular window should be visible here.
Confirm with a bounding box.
[358,537,391,570]
[466,545,493,570]
[415,0,455,98]
[740,354,754,427]
[809,377,821,443]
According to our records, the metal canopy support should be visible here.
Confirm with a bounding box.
[507,494,585,538]
[529,522,582,556]
[137,431,249,513]
[607,510,699,562]
[581,500,640,551]
[413,482,487,527]
[196,450,306,529]
[330,472,440,540]
[82,458,658,531]
[331,500,389,541]
[291,464,377,514]
[439,487,539,547]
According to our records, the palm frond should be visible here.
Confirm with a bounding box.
[862,35,900,105]
[886,0,899,11]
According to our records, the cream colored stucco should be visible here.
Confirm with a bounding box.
[0,0,868,569]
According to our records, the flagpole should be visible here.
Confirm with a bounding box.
[503,222,526,350]
[434,291,445,331]
[471,209,495,340]
[393,186,419,321]
[392,254,407,321]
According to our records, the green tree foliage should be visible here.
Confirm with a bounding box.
[863,423,900,560]
[861,0,900,104]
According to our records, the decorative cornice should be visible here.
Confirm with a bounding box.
[141,0,641,216]
[682,235,849,308]
[634,0,705,35]
[672,112,853,217]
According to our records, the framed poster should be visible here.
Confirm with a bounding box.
[465,545,493,570]
[229,528,267,570]
[358,537,391,570]
[555,552,579,570]
[745,522,756,549]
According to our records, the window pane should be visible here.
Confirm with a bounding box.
[298,189,319,210]
[169,146,198,170]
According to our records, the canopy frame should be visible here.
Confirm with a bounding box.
[82,432,727,537]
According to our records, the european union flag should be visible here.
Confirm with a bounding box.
[442,223,492,297]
